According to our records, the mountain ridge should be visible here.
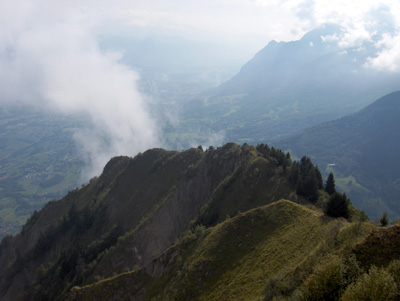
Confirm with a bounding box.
[70,199,348,300]
[1,142,399,300]
[0,142,309,300]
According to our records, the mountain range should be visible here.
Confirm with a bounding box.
[1,23,400,245]
[177,24,400,145]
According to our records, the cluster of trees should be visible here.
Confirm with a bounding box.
[256,144,292,171]
[284,154,351,219]
[324,172,351,219]
[289,156,323,202]
[257,145,352,219]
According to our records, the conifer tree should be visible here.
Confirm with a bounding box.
[325,192,350,219]
[301,169,320,202]
[290,162,301,187]
[380,212,389,227]
[315,166,324,190]
[325,172,336,195]
[295,156,321,202]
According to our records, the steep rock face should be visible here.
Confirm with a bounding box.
[133,143,246,264]
[89,143,248,278]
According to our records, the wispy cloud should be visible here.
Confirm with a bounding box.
[365,33,400,72]
[0,0,160,178]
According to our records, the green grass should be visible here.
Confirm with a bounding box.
[336,175,371,194]
[74,200,355,300]
[170,201,342,300]
[353,224,400,269]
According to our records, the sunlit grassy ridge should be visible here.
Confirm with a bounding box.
[166,200,335,300]
[71,200,365,300]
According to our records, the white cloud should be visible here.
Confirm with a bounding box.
[321,33,340,43]
[337,25,373,48]
[306,0,400,71]
[321,25,373,48]
[189,130,226,150]
[0,0,160,178]
[365,33,400,72]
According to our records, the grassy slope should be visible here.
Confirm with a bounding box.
[353,224,400,269]
[72,200,363,300]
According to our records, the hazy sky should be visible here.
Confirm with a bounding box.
[88,1,400,47]
[83,0,400,70]
[0,0,399,177]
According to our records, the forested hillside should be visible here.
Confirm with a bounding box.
[276,91,400,219]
